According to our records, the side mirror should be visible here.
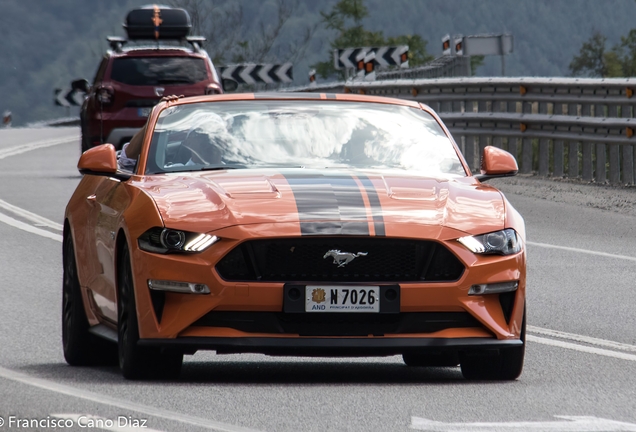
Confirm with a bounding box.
[222,78,238,92]
[71,78,91,93]
[475,146,518,182]
[78,144,131,180]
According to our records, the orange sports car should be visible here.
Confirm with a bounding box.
[63,93,526,380]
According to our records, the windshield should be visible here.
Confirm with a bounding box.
[145,100,466,177]
[111,57,208,85]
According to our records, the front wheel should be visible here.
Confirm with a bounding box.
[117,243,182,380]
[460,308,526,380]
[62,230,116,365]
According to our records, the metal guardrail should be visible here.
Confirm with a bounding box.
[295,77,636,184]
[376,55,470,80]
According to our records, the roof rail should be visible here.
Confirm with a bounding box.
[185,36,206,53]
[107,36,128,53]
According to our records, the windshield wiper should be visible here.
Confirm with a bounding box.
[197,165,243,171]
[156,79,193,84]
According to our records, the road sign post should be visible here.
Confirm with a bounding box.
[442,34,451,56]
[3,111,11,128]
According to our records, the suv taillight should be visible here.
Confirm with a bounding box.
[96,86,114,104]
[205,84,222,95]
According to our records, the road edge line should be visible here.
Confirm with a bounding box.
[0,365,262,432]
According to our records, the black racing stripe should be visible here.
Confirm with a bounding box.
[285,174,370,236]
[357,175,385,236]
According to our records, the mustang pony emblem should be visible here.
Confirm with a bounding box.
[323,250,368,268]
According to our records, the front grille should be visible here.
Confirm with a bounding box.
[215,238,464,282]
[193,311,481,336]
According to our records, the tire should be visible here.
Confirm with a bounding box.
[117,243,183,380]
[460,308,526,380]
[62,229,116,366]
[81,133,90,153]
[80,118,90,153]
[403,352,459,367]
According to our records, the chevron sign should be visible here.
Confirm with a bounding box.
[372,45,409,68]
[334,48,367,70]
[334,46,409,70]
[54,88,85,107]
[220,64,293,85]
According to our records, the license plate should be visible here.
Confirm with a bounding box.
[306,285,380,313]
[138,107,151,117]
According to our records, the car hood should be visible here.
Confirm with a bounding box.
[133,169,506,236]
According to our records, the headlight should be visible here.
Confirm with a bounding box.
[138,227,220,254]
[457,228,521,255]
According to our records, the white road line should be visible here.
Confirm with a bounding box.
[528,335,636,362]
[52,414,164,432]
[0,365,262,432]
[527,241,636,262]
[0,136,78,160]
[410,415,636,431]
[0,212,62,242]
[529,326,636,353]
[0,198,63,231]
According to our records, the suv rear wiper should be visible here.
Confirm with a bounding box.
[156,79,193,84]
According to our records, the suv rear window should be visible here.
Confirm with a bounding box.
[111,57,208,85]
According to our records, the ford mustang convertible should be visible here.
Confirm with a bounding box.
[63,93,526,380]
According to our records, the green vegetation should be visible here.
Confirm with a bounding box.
[312,0,433,79]
[3,0,636,126]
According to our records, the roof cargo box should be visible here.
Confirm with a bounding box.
[124,5,192,40]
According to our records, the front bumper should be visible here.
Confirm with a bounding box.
[126,224,526,342]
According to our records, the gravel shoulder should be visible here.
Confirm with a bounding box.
[489,175,636,217]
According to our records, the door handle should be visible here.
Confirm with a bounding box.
[86,194,97,203]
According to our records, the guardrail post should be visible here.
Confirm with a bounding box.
[568,142,579,178]
[606,103,621,183]
[622,144,634,184]
[465,136,477,170]
[596,143,607,183]
[608,144,620,183]
[521,102,533,173]
[567,103,579,178]
[553,140,564,177]
[580,104,593,181]
[633,143,636,183]
[538,102,549,176]
[582,143,593,181]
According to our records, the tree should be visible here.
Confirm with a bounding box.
[569,31,622,78]
[615,29,636,77]
[470,56,485,76]
[313,0,433,79]
[169,0,316,66]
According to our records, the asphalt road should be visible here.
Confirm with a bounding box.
[0,127,635,432]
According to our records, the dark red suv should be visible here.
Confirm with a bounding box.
[79,6,232,152]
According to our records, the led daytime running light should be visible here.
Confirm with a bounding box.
[184,234,219,252]
[458,236,485,253]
